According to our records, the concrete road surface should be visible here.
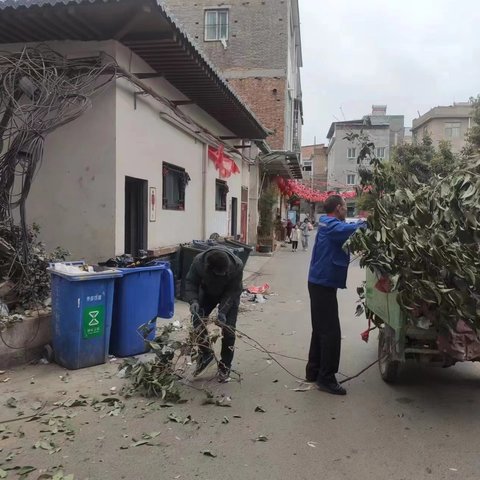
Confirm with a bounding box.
[1,244,480,480]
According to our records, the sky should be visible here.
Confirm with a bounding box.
[299,0,480,146]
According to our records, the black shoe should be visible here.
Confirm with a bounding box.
[193,353,214,377]
[217,363,231,383]
[217,368,231,383]
[316,381,347,395]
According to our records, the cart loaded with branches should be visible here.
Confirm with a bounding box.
[349,107,480,381]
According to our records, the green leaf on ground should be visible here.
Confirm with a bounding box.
[142,432,161,440]
[5,397,17,408]
[62,399,87,408]
[202,450,217,458]
[17,466,36,476]
[130,440,151,447]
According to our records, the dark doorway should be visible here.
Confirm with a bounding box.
[125,176,148,256]
[241,187,248,243]
[231,197,238,238]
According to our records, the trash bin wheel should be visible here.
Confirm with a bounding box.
[378,328,400,383]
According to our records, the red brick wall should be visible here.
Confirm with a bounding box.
[228,77,286,150]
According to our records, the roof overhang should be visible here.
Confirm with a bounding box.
[259,151,302,180]
[0,0,268,140]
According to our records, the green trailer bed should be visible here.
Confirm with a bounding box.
[365,269,441,382]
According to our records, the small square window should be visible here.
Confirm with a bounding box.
[303,160,312,172]
[204,9,229,41]
[347,147,356,159]
[346,174,356,186]
[376,147,386,158]
[162,162,189,210]
[215,179,228,211]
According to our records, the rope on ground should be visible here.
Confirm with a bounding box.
[214,316,383,384]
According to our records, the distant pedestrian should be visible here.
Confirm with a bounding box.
[290,224,301,252]
[300,219,312,250]
[286,219,293,242]
[306,195,366,395]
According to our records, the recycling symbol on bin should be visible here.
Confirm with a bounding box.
[88,310,100,327]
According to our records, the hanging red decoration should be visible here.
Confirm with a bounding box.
[279,179,358,203]
[208,145,240,178]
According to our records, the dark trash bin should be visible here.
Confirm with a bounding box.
[178,242,245,301]
[223,239,253,266]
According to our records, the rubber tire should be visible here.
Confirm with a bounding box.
[378,328,400,383]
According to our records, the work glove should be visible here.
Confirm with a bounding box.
[190,301,200,315]
[217,312,227,325]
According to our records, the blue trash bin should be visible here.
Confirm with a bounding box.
[49,264,122,370]
[109,261,175,357]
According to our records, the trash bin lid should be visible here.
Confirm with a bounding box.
[118,261,171,275]
[48,261,122,281]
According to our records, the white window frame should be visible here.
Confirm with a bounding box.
[204,9,229,41]
[346,174,356,186]
[347,147,356,160]
[376,147,386,159]
[445,122,461,138]
[303,160,312,172]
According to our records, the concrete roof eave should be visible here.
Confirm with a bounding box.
[259,150,302,180]
[0,0,269,140]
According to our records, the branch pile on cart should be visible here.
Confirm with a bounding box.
[347,111,480,375]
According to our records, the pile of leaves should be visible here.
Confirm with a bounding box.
[120,319,223,401]
[0,221,69,315]
[120,323,184,400]
[348,117,480,331]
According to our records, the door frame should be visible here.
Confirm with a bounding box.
[125,176,148,256]
[231,196,238,238]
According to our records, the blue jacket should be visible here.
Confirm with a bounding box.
[308,216,365,289]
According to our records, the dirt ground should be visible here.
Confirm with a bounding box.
[2,246,480,480]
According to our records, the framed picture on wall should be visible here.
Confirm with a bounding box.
[149,187,157,222]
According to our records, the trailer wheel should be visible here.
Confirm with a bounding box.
[378,328,400,383]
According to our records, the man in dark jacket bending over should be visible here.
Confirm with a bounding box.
[307,195,366,395]
[185,246,244,382]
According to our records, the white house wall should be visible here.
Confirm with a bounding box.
[5,38,252,262]
[114,42,247,251]
[9,40,118,262]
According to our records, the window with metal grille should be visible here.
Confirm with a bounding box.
[204,9,229,41]
[162,162,189,210]
[376,147,386,158]
[216,179,228,211]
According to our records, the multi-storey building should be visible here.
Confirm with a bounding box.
[326,105,404,215]
[301,144,328,191]
[164,0,303,172]
[412,102,473,153]
[164,0,303,246]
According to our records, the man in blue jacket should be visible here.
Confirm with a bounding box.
[307,195,366,395]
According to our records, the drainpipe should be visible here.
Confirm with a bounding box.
[201,144,208,240]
